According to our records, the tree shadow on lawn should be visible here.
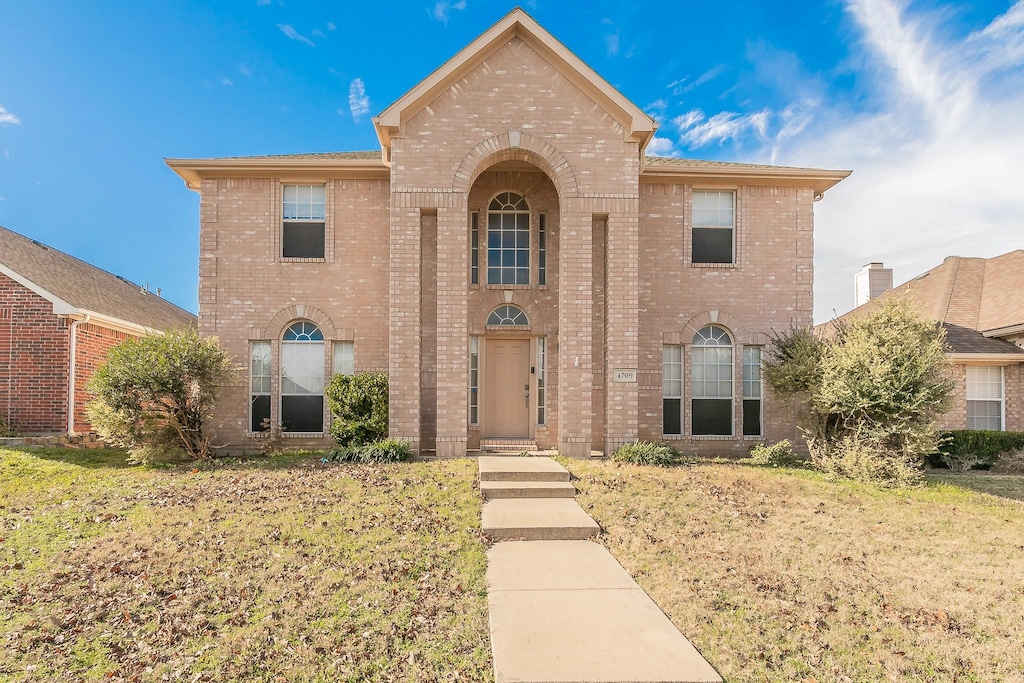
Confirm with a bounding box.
[925,470,1024,502]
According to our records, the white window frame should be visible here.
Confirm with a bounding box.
[691,189,735,265]
[691,325,734,436]
[332,341,354,376]
[742,346,763,437]
[486,192,530,285]
[537,337,547,426]
[280,321,326,433]
[663,344,683,435]
[966,365,1004,431]
[469,336,480,426]
[250,341,271,433]
[282,184,326,259]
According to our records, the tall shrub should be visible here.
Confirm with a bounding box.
[326,371,389,446]
[764,297,953,487]
[87,327,234,460]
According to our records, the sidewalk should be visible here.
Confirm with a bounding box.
[479,456,721,683]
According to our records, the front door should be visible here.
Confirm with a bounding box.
[485,339,530,438]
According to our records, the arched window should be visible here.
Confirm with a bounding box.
[281,321,325,432]
[487,192,530,285]
[691,324,733,436]
[487,304,529,326]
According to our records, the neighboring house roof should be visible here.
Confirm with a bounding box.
[0,225,197,333]
[826,250,1024,360]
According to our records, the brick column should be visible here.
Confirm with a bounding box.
[557,200,593,457]
[603,206,640,452]
[434,201,469,457]
[388,199,422,452]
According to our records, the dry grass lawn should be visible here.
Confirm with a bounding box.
[0,448,491,683]
[568,460,1024,683]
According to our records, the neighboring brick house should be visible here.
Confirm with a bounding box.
[0,226,197,435]
[167,9,849,456]
[832,253,1024,433]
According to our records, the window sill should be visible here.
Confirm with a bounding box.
[486,325,531,332]
[485,284,533,290]
[280,257,327,263]
[281,431,326,438]
[690,262,737,269]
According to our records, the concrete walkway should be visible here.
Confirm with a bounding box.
[479,456,721,683]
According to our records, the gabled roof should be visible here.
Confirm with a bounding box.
[372,7,657,160]
[0,225,196,333]
[827,250,1024,359]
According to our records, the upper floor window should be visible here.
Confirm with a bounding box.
[281,321,325,432]
[487,192,530,285]
[283,184,326,259]
[691,325,733,435]
[966,366,1003,431]
[692,190,734,264]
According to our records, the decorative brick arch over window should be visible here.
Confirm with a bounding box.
[453,132,579,198]
[265,304,337,342]
[487,304,530,326]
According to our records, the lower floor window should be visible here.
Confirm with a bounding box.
[663,345,682,434]
[250,341,271,432]
[743,346,762,436]
[281,395,324,433]
[966,366,1003,431]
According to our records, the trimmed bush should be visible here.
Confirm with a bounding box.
[747,439,801,468]
[0,412,14,438]
[934,430,1024,470]
[326,372,389,447]
[329,438,412,464]
[812,434,923,488]
[611,441,682,467]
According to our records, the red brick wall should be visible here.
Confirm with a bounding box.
[0,273,70,433]
[72,322,135,433]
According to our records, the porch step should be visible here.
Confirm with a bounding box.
[482,498,601,541]
[479,455,570,482]
[481,480,577,500]
[480,439,538,453]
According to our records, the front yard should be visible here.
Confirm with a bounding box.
[0,448,492,682]
[3,448,1023,682]
[570,460,1024,682]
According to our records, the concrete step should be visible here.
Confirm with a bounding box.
[482,499,600,541]
[481,480,577,500]
[479,455,570,482]
[480,439,538,453]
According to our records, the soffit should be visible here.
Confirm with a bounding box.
[372,8,656,156]
[641,157,851,196]
[165,154,389,191]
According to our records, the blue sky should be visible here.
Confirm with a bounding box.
[1,1,1022,322]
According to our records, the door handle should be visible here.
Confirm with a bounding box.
[525,383,530,407]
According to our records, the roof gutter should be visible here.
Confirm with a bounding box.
[982,322,1024,338]
[164,157,390,191]
[640,164,852,196]
[948,352,1024,364]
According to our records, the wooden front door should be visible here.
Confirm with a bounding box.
[485,339,530,438]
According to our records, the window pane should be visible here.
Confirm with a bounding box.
[281,395,324,432]
[251,395,271,432]
[333,341,354,376]
[282,342,324,394]
[743,399,761,436]
[967,400,1002,431]
[693,227,733,263]
[283,222,325,258]
[692,398,732,435]
[663,398,682,435]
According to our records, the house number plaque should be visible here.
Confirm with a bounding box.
[613,369,637,383]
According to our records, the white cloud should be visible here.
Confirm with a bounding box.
[239,64,252,77]
[256,0,271,5]
[676,109,771,146]
[645,98,668,122]
[327,21,336,31]
[312,28,326,38]
[220,77,234,86]
[349,78,370,122]
[646,136,679,157]
[277,24,315,46]
[431,0,466,25]
[0,105,21,126]
[603,19,620,57]
[779,0,1024,321]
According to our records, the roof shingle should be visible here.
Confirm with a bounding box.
[0,226,196,331]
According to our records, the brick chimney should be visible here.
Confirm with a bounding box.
[855,262,893,306]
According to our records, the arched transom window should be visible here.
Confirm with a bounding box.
[487,304,529,326]
[691,324,733,436]
[487,192,530,285]
[281,321,325,432]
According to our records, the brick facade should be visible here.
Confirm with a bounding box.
[72,323,135,434]
[169,10,850,456]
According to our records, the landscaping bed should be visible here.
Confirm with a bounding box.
[570,460,1024,682]
[0,448,492,682]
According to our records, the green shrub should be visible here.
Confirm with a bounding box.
[747,439,800,468]
[87,327,234,460]
[611,441,682,467]
[326,372,389,446]
[329,438,412,464]
[934,430,1024,470]
[811,434,923,488]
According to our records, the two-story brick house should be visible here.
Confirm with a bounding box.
[167,9,849,457]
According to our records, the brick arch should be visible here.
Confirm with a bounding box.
[468,291,547,336]
[681,311,750,346]
[453,132,579,198]
[265,305,337,340]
